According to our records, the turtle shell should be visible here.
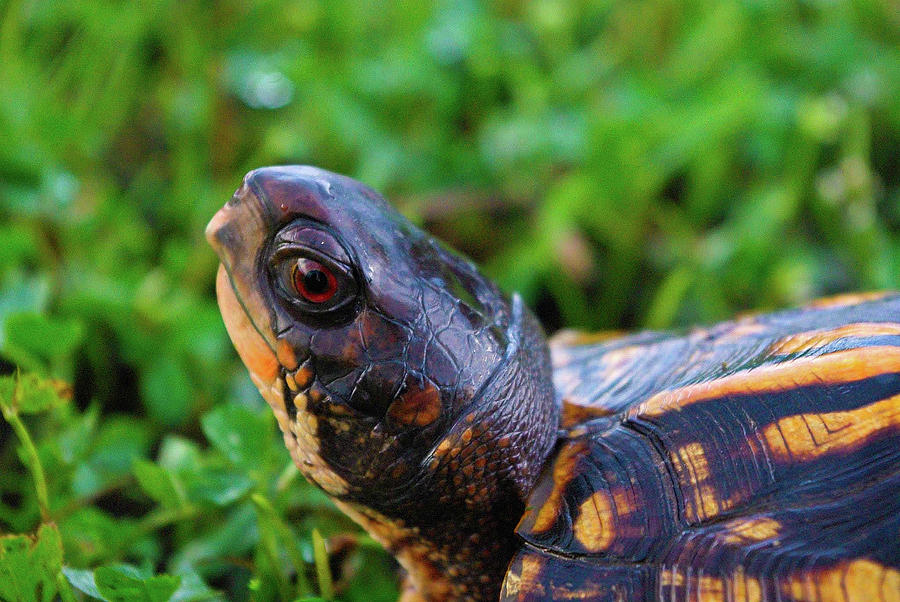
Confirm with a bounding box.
[502,292,900,601]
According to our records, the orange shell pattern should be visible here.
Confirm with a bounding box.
[504,292,900,602]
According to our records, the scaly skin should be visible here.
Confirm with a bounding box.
[206,166,559,601]
[208,167,900,602]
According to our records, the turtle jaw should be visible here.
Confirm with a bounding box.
[208,190,355,497]
[213,262,355,496]
[207,193,284,417]
[213,265,276,380]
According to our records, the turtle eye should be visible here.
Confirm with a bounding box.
[272,251,358,315]
[269,221,359,317]
[291,258,338,303]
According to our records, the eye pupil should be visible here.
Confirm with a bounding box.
[303,270,329,294]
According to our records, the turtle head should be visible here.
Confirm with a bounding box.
[206,166,558,519]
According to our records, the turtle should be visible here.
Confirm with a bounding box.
[206,165,900,602]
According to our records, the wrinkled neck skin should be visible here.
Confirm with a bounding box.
[334,304,559,601]
[242,288,559,601]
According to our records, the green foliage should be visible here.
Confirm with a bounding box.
[0,0,897,600]
[83,565,180,602]
[1,371,365,600]
[0,524,68,602]
[64,564,217,602]
[311,530,334,602]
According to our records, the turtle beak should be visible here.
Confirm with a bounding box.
[206,177,280,379]
[205,177,270,276]
[204,205,233,257]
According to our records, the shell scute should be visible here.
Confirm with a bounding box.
[513,293,900,600]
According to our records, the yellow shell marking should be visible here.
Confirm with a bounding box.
[730,568,763,602]
[785,559,900,602]
[631,346,900,418]
[660,570,685,587]
[527,441,588,533]
[763,393,900,462]
[721,517,781,544]
[676,442,711,484]
[611,487,634,516]
[769,322,900,355]
[501,552,547,600]
[698,575,725,602]
[671,442,727,522]
[805,291,893,309]
[572,490,616,552]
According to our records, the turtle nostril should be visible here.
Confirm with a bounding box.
[205,206,232,252]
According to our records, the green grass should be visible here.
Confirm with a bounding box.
[0,0,898,600]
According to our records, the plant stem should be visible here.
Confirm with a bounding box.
[92,504,201,563]
[1,384,51,522]
[312,528,334,601]
[252,493,312,596]
[134,504,200,538]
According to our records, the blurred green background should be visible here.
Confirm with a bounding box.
[0,0,897,600]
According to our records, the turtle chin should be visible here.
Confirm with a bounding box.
[215,263,352,496]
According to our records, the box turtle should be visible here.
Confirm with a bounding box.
[206,166,900,602]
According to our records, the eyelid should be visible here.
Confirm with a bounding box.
[270,244,352,271]
[274,225,351,265]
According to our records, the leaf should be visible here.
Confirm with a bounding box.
[93,564,181,602]
[4,312,83,362]
[339,545,398,602]
[0,372,70,416]
[168,569,220,602]
[0,523,64,602]
[141,356,192,427]
[200,404,270,469]
[56,403,100,464]
[643,265,695,329]
[157,436,203,473]
[62,567,103,599]
[72,416,152,497]
[134,460,185,509]
[250,492,312,597]
[184,467,253,507]
[0,225,38,271]
[59,508,136,567]
[68,566,221,602]
[170,503,258,571]
[0,376,15,413]
[0,276,49,347]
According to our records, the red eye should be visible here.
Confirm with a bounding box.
[291,259,338,303]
